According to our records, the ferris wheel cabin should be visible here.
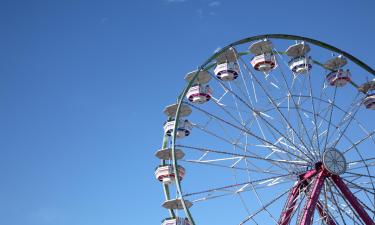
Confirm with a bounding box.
[162,217,191,225]
[363,94,375,109]
[164,119,192,138]
[214,48,240,81]
[285,42,312,74]
[249,39,276,72]
[184,70,213,103]
[155,165,185,184]
[214,61,240,81]
[326,69,351,87]
[186,84,212,103]
[324,55,351,87]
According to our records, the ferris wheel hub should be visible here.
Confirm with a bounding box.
[322,148,347,175]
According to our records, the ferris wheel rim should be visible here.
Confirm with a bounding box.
[166,34,375,225]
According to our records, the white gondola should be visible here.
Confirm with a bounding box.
[186,84,212,103]
[324,55,350,87]
[249,39,276,72]
[288,56,312,74]
[162,217,190,225]
[155,148,185,160]
[184,70,212,103]
[155,165,185,184]
[163,103,192,118]
[162,199,193,210]
[214,61,240,81]
[285,42,312,74]
[250,53,276,72]
[326,69,351,87]
[363,94,375,109]
[164,119,192,138]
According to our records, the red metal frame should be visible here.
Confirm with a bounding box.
[299,170,326,225]
[278,170,317,225]
[278,165,374,225]
[330,175,374,225]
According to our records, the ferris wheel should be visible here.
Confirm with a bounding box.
[154,34,375,225]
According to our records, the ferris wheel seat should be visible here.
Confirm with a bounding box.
[155,165,185,184]
[214,62,240,81]
[186,85,212,103]
[363,94,375,109]
[326,69,351,87]
[164,119,192,138]
[288,56,312,74]
[251,53,276,72]
[162,217,191,225]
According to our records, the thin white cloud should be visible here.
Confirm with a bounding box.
[209,1,221,7]
[196,9,204,18]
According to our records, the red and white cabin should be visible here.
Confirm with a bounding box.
[326,69,351,87]
[155,165,185,184]
[214,62,240,81]
[164,119,192,138]
[288,56,312,74]
[249,39,276,72]
[363,94,375,110]
[186,84,212,104]
[285,42,312,74]
[162,217,191,225]
[251,53,276,72]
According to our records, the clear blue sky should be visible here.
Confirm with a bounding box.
[0,0,374,225]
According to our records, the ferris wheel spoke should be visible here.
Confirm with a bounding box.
[238,187,292,225]
[177,145,308,167]
[345,171,375,179]
[180,158,286,176]
[322,86,338,153]
[306,67,322,157]
[239,57,316,160]
[188,102,311,164]
[189,124,296,172]
[234,58,316,162]
[326,180,350,225]
[274,53,317,156]
[330,187,368,225]
[183,173,292,198]
[343,130,375,154]
[337,178,375,211]
[330,100,362,149]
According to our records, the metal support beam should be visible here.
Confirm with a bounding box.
[330,174,374,225]
[278,170,317,225]
[300,170,326,225]
[316,200,337,225]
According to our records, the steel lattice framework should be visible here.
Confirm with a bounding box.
[156,34,375,225]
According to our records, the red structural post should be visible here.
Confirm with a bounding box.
[316,200,337,225]
[300,170,326,225]
[330,175,374,225]
[278,170,317,225]
[279,183,302,225]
